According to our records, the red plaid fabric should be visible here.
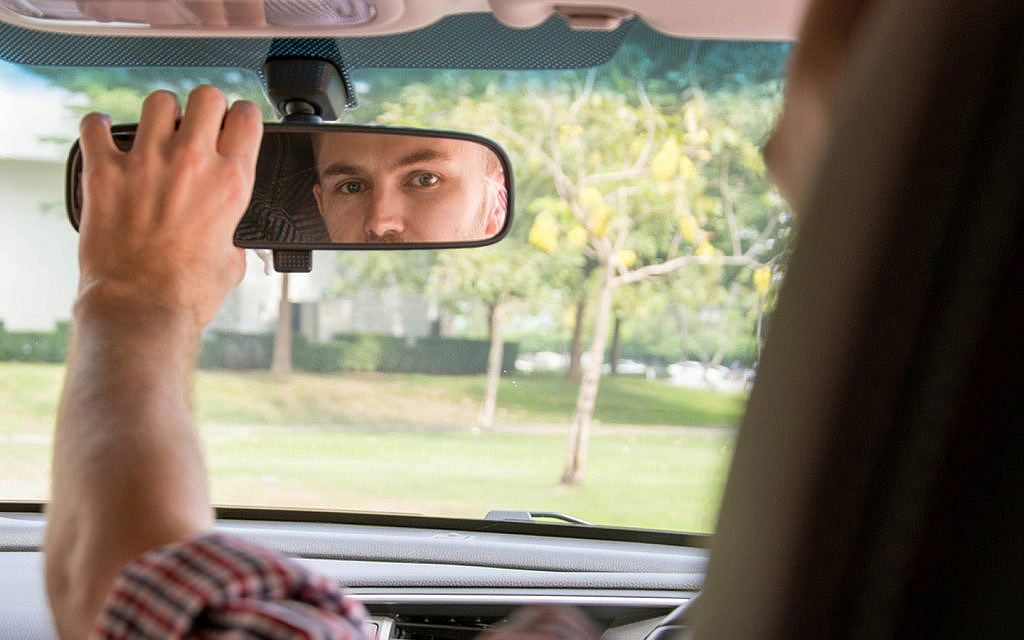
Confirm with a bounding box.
[90,532,370,639]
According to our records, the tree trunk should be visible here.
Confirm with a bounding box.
[676,305,690,364]
[566,258,598,379]
[478,298,507,431]
[427,287,442,337]
[566,294,587,379]
[271,273,292,376]
[609,315,622,375]
[561,261,616,486]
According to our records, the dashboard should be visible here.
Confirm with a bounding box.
[0,508,704,639]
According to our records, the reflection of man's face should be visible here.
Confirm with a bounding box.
[312,132,505,243]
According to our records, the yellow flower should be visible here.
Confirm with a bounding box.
[567,226,589,248]
[592,204,612,237]
[753,266,772,296]
[695,195,721,220]
[695,241,717,257]
[578,186,604,210]
[652,137,680,182]
[678,155,698,180]
[617,249,638,268]
[678,216,701,244]
[528,212,559,254]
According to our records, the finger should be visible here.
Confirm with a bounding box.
[78,112,117,159]
[177,85,228,147]
[219,100,263,164]
[133,90,180,151]
[230,248,246,287]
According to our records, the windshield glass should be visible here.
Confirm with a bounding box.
[0,27,790,533]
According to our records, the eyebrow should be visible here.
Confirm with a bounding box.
[320,148,452,180]
[321,162,366,178]
[390,148,450,169]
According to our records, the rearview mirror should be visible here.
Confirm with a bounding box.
[66,123,514,250]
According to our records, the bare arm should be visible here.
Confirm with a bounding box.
[43,86,262,639]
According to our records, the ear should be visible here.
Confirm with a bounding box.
[312,183,323,213]
[484,202,503,237]
[484,176,507,237]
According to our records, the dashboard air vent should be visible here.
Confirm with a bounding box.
[393,614,506,640]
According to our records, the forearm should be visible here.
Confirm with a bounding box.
[44,287,213,638]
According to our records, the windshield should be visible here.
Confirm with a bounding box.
[0,26,790,533]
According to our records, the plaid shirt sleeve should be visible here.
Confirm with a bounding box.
[89,532,371,640]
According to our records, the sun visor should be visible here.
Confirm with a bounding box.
[0,0,383,36]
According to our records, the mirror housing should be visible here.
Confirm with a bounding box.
[66,123,514,256]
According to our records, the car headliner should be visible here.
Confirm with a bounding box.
[0,1,799,76]
[0,0,805,40]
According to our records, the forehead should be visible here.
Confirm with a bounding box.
[315,132,479,162]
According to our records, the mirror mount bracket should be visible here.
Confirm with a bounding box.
[281,99,323,124]
[262,50,346,270]
[262,54,351,122]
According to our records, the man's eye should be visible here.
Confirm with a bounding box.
[338,180,365,194]
[413,173,440,188]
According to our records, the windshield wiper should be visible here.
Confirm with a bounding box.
[484,510,592,525]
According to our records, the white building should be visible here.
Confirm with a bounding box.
[0,62,430,342]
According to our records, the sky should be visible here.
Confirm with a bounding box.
[0,61,77,163]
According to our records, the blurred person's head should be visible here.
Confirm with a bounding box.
[312,132,506,243]
[762,0,880,213]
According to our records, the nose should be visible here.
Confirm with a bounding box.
[364,187,406,241]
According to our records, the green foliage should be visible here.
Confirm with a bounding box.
[370,335,518,375]
[26,32,791,373]
[0,322,69,363]
[293,334,381,373]
[204,331,517,375]
[197,331,274,369]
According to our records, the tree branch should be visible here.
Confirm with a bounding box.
[613,254,758,287]
[569,68,597,120]
[719,158,743,257]
[744,209,783,259]
[581,80,658,188]
[497,123,576,202]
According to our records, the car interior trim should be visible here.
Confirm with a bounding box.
[350,594,691,607]
[0,0,806,39]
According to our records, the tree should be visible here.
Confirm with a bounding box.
[504,72,788,485]
[270,274,292,376]
[347,55,788,483]
[430,244,545,430]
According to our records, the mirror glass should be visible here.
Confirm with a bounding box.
[66,124,513,249]
[237,128,511,247]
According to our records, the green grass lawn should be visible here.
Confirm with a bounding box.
[191,369,747,428]
[0,361,744,532]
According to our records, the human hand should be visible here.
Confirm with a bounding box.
[76,86,263,328]
[478,607,601,640]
